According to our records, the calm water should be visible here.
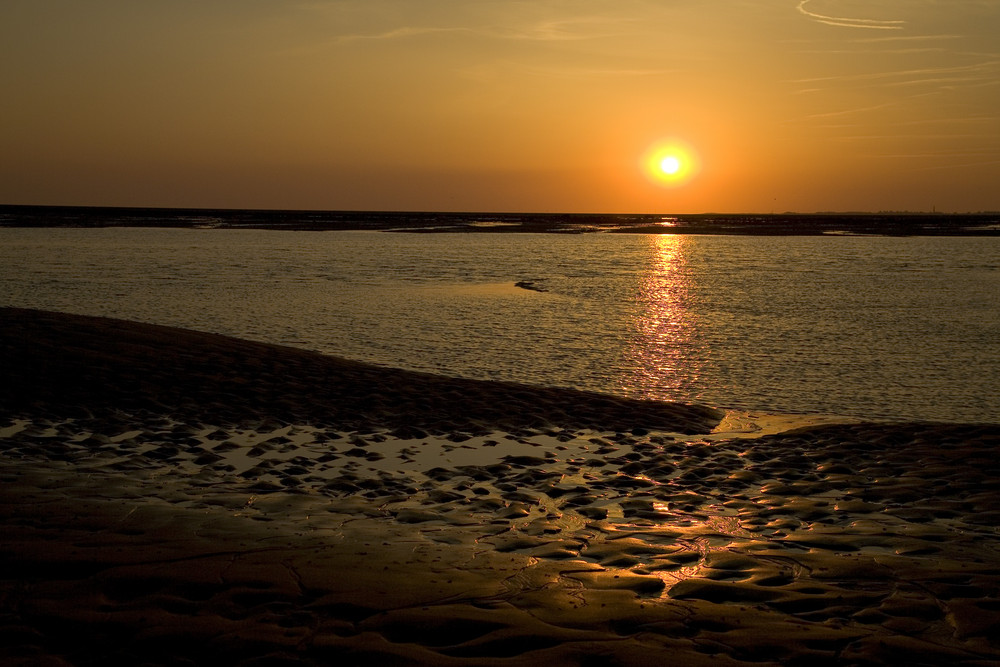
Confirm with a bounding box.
[2,228,998,423]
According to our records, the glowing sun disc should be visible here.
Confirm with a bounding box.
[644,140,699,187]
[660,156,682,175]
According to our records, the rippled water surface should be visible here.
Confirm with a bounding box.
[2,228,998,422]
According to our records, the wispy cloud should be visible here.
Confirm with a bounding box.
[860,149,1000,170]
[911,158,1000,171]
[498,62,673,80]
[834,134,993,142]
[510,16,638,42]
[329,13,636,46]
[797,0,905,30]
[333,26,473,43]
[897,115,1000,128]
[852,34,961,44]
[793,48,947,56]
[459,58,675,85]
[789,60,1000,86]
[798,102,896,120]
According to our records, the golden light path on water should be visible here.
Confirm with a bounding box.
[606,236,742,586]
[618,233,706,402]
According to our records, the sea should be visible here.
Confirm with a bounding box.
[1,223,998,424]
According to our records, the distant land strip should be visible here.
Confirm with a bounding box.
[1,205,999,236]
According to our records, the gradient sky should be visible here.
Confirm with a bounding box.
[2,0,998,213]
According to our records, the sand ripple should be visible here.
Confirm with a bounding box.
[2,309,999,665]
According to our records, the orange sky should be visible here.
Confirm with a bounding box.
[2,1,998,213]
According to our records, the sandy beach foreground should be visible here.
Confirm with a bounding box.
[2,308,999,666]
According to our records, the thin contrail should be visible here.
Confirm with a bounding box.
[797,0,905,30]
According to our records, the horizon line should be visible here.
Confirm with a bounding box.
[2,203,998,217]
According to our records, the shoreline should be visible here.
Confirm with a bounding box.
[2,309,999,665]
[2,204,999,235]
[0,307,723,435]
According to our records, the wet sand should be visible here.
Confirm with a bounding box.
[2,308,999,665]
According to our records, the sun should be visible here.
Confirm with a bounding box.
[660,156,682,175]
[643,140,699,187]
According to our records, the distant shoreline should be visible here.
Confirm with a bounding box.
[2,204,999,235]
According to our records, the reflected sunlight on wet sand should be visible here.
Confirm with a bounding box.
[1,308,999,665]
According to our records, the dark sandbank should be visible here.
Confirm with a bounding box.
[1,309,1000,666]
[2,204,999,235]
[0,308,720,435]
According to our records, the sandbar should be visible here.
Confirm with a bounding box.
[1,308,999,666]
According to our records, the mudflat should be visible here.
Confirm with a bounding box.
[2,308,999,666]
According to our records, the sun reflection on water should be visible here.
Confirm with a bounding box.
[617,235,705,401]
